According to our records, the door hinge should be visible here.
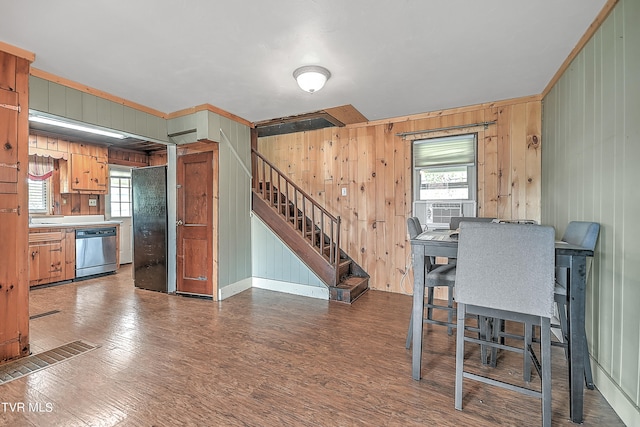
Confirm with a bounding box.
[0,103,20,113]
[0,162,19,171]
[0,205,20,215]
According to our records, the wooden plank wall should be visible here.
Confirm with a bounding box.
[108,147,149,167]
[258,98,541,294]
[0,49,30,361]
[29,134,109,216]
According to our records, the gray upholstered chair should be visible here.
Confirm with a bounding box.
[554,221,600,388]
[449,216,495,230]
[454,222,555,427]
[405,217,457,348]
[407,216,423,238]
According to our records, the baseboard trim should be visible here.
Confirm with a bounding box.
[218,277,252,300]
[252,277,329,300]
[592,357,640,426]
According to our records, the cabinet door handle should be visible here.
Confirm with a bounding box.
[31,251,38,259]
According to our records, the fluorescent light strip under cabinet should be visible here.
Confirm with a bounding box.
[29,116,126,139]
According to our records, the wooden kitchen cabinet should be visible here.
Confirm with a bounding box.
[29,224,118,287]
[28,230,65,286]
[64,228,76,280]
[59,150,109,194]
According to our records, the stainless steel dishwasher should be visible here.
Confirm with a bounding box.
[75,227,117,278]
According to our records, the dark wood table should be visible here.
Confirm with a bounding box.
[410,230,593,424]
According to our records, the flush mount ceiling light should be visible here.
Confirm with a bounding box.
[293,65,331,93]
[29,114,126,139]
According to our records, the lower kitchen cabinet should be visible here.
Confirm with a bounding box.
[28,230,65,286]
[64,228,76,281]
[28,227,77,286]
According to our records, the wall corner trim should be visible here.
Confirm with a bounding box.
[0,41,35,62]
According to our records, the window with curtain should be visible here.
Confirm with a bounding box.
[412,134,477,228]
[28,155,54,213]
[110,169,132,217]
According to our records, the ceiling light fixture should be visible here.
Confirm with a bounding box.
[293,65,331,93]
[29,114,127,139]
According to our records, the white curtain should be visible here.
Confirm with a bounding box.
[28,155,54,181]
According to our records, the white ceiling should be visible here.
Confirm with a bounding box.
[2,0,607,124]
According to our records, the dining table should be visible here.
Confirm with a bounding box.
[410,228,594,424]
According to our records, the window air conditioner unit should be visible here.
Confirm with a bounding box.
[429,202,462,226]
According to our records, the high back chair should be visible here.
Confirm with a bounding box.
[407,216,423,238]
[555,221,600,388]
[449,216,495,230]
[405,217,457,348]
[454,222,555,427]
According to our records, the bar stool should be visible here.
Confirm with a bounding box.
[454,222,555,427]
[405,217,457,349]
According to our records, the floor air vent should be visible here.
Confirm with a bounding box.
[0,340,98,385]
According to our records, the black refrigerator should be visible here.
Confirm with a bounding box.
[132,165,168,292]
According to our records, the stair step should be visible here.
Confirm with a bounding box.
[338,259,351,278]
[330,276,369,303]
[323,246,347,259]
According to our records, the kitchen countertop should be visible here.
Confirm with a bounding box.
[29,220,122,229]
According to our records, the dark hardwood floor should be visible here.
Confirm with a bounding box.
[1,265,624,426]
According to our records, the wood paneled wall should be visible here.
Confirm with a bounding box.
[108,147,149,167]
[148,151,168,166]
[258,97,541,294]
[0,48,31,361]
[29,134,108,216]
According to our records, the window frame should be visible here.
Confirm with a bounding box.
[108,167,132,218]
[412,133,478,228]
[28,178,51,214]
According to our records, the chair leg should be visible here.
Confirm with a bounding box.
[584,328,595,389]
[455,303,466,411]
[559,300,595,389]
[479,316,488,365]
[557,298,569,358]
[541,317,552,427]
[426,287,435,322]
[524,322,533,382]
[447,286,454,336]
[489,318,501,368]
[405,310,413,349]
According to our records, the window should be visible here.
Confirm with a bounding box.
[418,166,470,200]
[109,169,132,217]
[413,134,477,228]
[28,178,50,213]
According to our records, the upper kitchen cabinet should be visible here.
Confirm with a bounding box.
[59,144,109,194]
[69,152,108,192]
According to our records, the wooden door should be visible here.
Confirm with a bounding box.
[0,50,30,361]
[177,151,215,296]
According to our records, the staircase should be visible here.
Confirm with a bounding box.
[252,149,368,303]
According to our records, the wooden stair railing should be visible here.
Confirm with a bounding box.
[252,149,342,286]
